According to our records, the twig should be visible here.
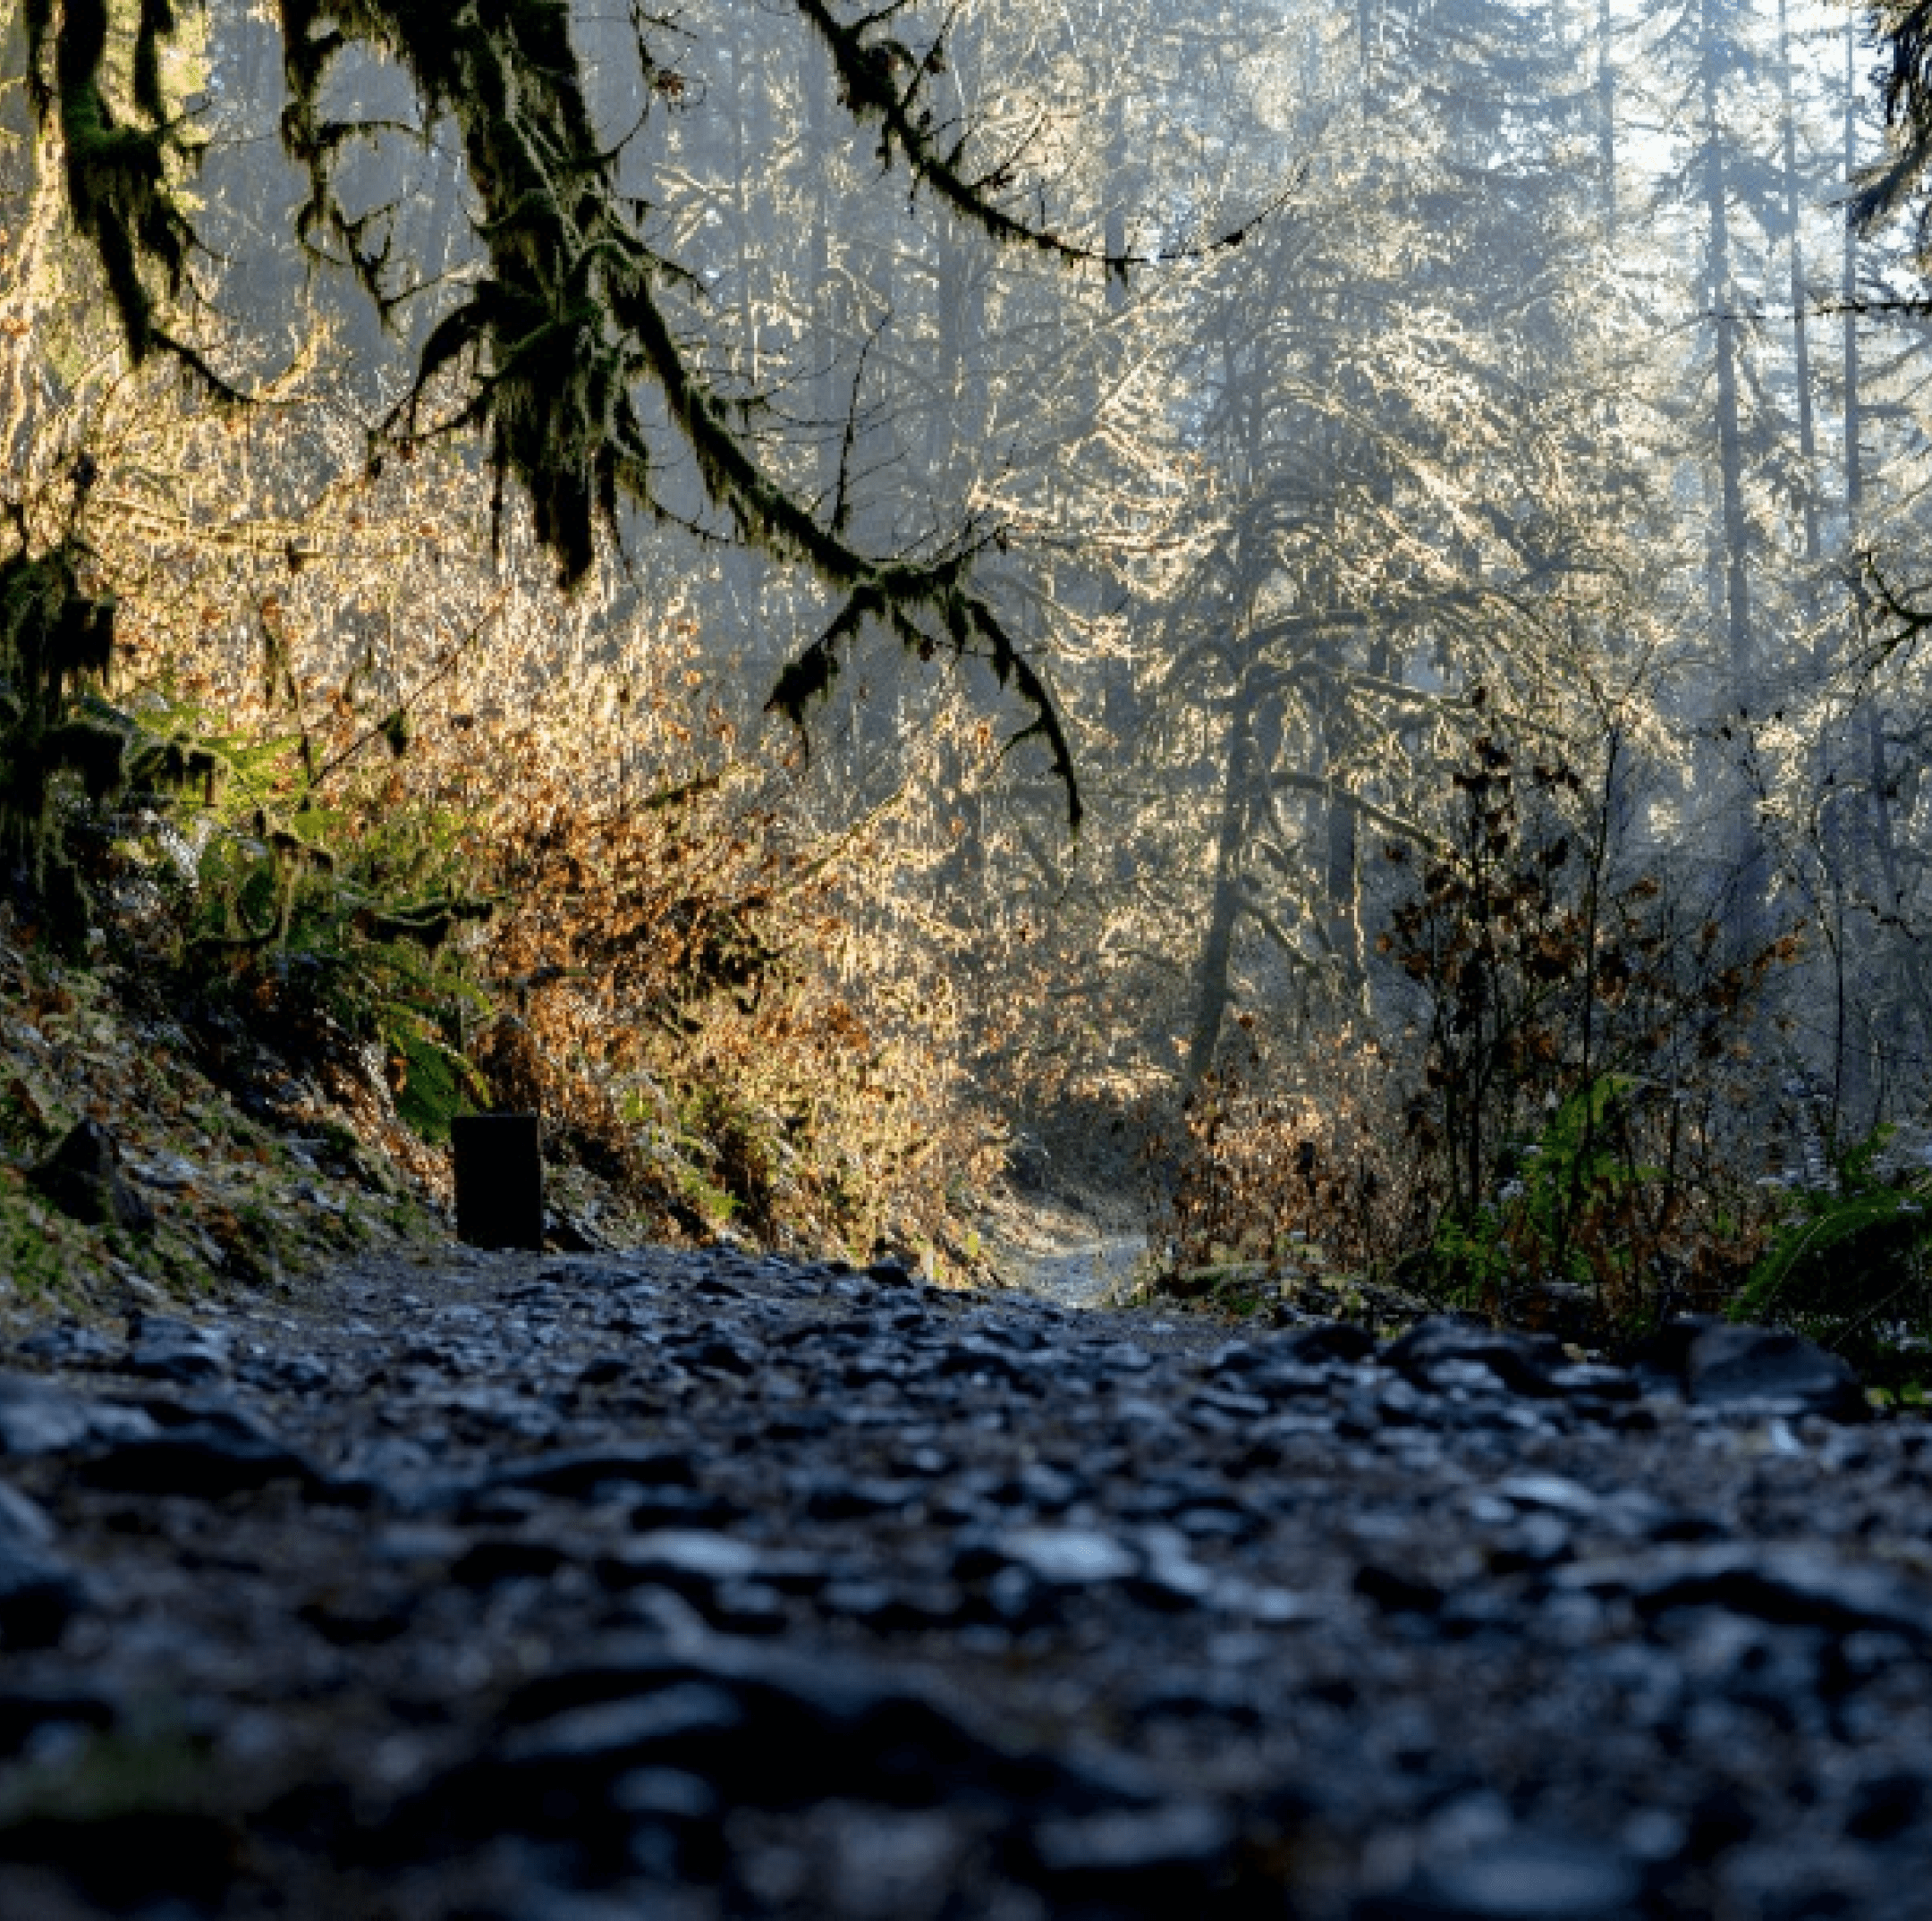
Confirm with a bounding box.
[311,591,510,790]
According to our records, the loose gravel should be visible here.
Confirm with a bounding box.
[0,1241,1928,1919]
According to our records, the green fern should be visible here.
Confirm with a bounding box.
[1737,1129,1932,1365]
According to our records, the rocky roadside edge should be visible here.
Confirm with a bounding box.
[0,918,1062,1333]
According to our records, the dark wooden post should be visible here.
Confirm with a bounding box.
[451,1113,544,1250]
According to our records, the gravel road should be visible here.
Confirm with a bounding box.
[1004,1232,1147,1312]
[0,1240,1928,1919]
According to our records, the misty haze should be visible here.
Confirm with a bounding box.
[4,2,1932,1917]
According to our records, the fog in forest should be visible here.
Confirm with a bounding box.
[11,0,1932,1360]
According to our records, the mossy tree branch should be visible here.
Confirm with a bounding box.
[24,0,1140,825]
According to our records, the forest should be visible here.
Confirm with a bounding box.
[9,0,1932,1381]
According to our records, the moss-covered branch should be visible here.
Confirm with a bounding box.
[27,0,1092,822]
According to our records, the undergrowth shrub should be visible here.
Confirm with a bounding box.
[0,281,1002,1266]
[1140,1025,1433,1315]
[118,605,1002,1262]
[1378,735,1795,1322]
[1142,733,1799,1332]
[462,712,993,1258]
[1736,1127,1932,1378]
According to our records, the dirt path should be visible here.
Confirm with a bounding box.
[1009,1230,1147,1309]
[2,1239,1925,1919]
[971,1181,1148,1310]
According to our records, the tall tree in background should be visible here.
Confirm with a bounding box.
[1152,0,1653,1085]
[1641,0,1785,953]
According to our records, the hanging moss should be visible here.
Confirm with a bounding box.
[40,715,129,801]
[0,547,111,852]
[27,0,1086,824]
[0,543,124,947]
[27,0,219,383]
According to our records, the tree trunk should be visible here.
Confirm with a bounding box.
[1777,0,1820,570]
[1838,21,1932,1105]
[1701,0,1761,957]
[1320,635,1378,992]
[1597,0,1616,246]
[803,27,837,500]
[1185,667,1262,1087]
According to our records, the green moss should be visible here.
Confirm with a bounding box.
[0,1179,73,1299]
[0,1722,218,1825]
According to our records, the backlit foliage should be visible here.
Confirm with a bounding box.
[0,170,1002,1261]
[18,0,1148,822]
[15,0,1932,1363]
[1142,736,1804,1333]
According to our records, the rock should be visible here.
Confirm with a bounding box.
[3,1225,1929,1920]
[996,1524,1139,1587]
[817,1579,966,1631]
[544,1208,606,1252]
[810,1804,961,1921]
[0,1480,55,1547]
[1684,1323,1868,1420]
[450,1533,576,1587]
[679,1335,761,1375]
[0,1680,116,1757]
[797,1473,921,1521]
[705,1581,789,1635]
[1844,1770,1925,1840]
[1354,1562,1448,1615]
[481,1444,699,1499]
[120,1313,231,1384]
[1380,1318,1565,1397]
[499,1682,749,1776]
[1681,1786,1756,1861]
[1546,1361,1640,1402]
[625,1488,741,1529]
[73,1417,319,1497]
[235,1351,331,1393]
[597,1529,787,1596]
[1013,1461,1085,1511]
[13,1324,116,1367]
[611,1765,719,1823]
[298,1586,417,1646]
[431,1639,1064,1837]
[1484,1512,1573,1573]
[1023,1799,1237,1902]
[1128,1528,1218,1612]
[1557,1544,1932,1639]
[1281,1322,1377,1366]
[0,1374,158,1457]
[1619,1315,1718,1392]
[0,1538,80,1649]
[26,1120,155,1233]
[1491,1473,1600,1518]
[932,1337,1035,1384]
[1359,1829,1645,1919]
[1191,1383,1272,1421]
